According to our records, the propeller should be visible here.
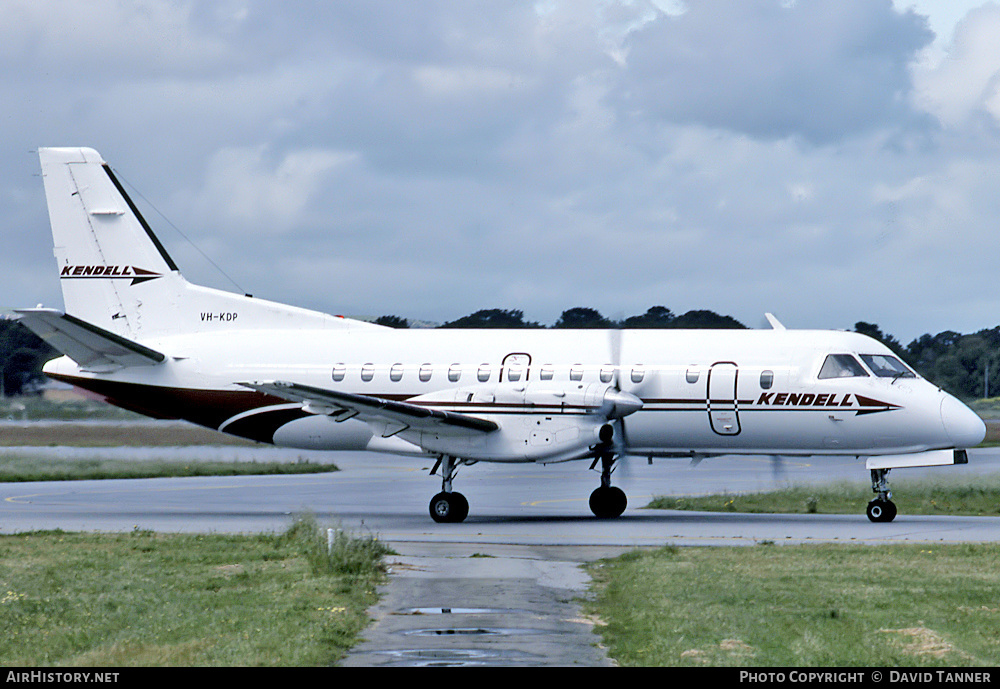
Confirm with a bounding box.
[771,454,786,482]
[608,324,629,456]
[599,322,643,473]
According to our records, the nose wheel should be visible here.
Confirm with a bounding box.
[866,498,897,523]
[867,468,897,522]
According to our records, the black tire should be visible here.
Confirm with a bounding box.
[589,486,627,518]
[866,499,897,523]
[451,492,469,523]
[429,491,469,523]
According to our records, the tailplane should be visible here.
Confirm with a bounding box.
[37,148,373,338]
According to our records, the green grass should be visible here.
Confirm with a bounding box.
[0,517,392,666]
[0,397,144,422]
[648,475,1000,517]
[0,455,336,482]
[585,543,1000,667]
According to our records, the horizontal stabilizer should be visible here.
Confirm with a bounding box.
[16,308,166,371]
[241,381,499,437]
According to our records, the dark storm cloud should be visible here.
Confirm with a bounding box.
[616,0,935,142]
[2,1,999,341]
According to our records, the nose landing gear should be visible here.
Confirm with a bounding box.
[867,468,897,522]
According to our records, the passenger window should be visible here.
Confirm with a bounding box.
[818,354,869,379]
[507,367,522,382]
[600,366,614,383]
[760,370,773,389]
[332,364,346,382]
[390,364,404,382]
[570,365,583,381]
[631,367,645,384]
[478,364,491,382]
[539,366,554,381]
[361,364,375,382]
[448,364,461,383]
[686,367,700,384]
[419,364,433,382]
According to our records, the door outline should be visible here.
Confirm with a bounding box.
[708,361,741,436]
[500,352,532,383]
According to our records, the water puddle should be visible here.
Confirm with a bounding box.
[398,607,522,615]
[373,648,538,667]
[402,627,540,636]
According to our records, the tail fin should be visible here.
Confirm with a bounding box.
[38,147,368,338]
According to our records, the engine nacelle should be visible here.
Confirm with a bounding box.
[404,382,642,462]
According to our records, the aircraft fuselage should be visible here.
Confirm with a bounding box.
[43,326,984,463]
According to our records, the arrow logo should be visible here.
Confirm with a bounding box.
[59,265,164,286]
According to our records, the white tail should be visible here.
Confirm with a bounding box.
[38,147,370,338]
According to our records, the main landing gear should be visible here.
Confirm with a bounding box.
[429,455,469,523]
[589,426,627,519]
[867,468,897,523]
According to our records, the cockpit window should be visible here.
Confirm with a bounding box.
[818,354,869,379]
[860,354,916,379]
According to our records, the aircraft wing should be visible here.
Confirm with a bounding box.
[15,308,166,370]
[240,380,499,437]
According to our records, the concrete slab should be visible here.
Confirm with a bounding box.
[340,542,627,667]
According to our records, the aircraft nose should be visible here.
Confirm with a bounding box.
[940,394,986,448]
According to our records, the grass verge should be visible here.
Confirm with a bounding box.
[647,476,1000,517]
[0,517,392,666]
[585,543,1000,667]
[0,455,336,482]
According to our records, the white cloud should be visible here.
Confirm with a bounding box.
[0,0,234,77]
[912,3,1000,129]
[195,146,360,236]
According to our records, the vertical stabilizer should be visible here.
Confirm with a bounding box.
[38,147,370,337]
[40,147,179,337]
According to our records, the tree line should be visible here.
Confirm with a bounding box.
[380,307,1000,402]
[2,307,997,401]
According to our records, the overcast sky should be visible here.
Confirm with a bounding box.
[2,0,999,343]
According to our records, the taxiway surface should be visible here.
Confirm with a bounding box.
[4,444,1000,666]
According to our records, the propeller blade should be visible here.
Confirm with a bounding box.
[771,454,786,481]
[609,324,623,391]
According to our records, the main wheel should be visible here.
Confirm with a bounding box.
[429,491,469,523]
[589,486,627,519]
[866,499,897,523]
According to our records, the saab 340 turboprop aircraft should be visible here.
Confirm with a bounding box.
[16,147,986,523]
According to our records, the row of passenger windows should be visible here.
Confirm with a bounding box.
[330,364,777,387]
[330,355,912,387]
[331,364,651,384]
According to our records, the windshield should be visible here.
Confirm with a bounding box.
[818,354,869,379]
[860,354,916,379]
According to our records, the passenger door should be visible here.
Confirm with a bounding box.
[708,362,740,435]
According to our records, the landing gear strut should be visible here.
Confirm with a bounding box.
[429,455,469,523]
[867,468,897,523]
[589,426,627,518]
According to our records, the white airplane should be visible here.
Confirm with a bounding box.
[16,147,986,523]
